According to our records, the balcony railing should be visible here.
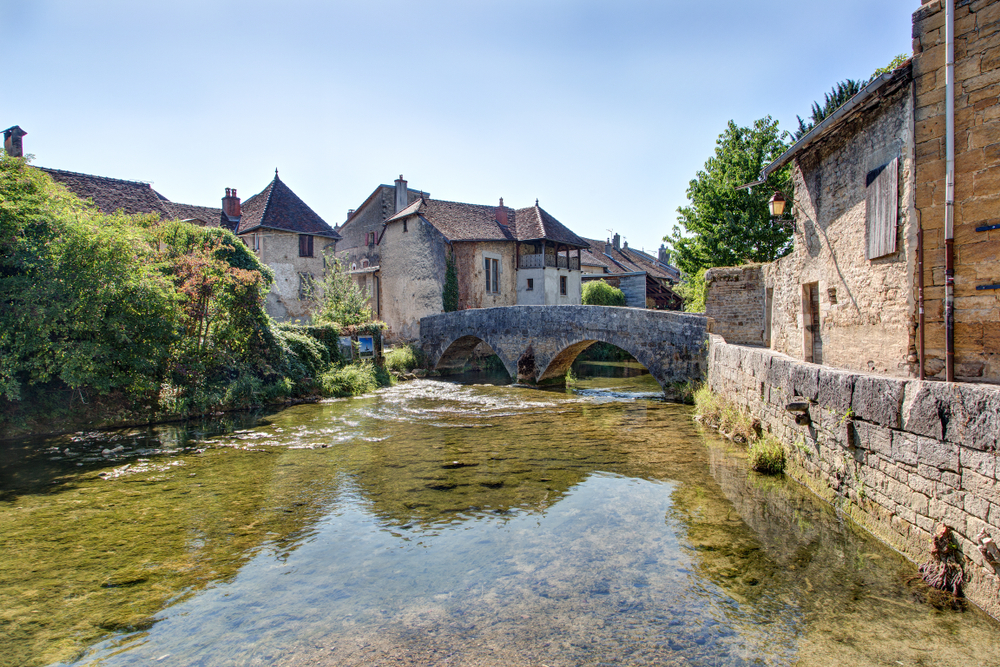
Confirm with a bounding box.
[518,253,580,270]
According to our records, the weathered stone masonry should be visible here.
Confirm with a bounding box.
[708,335,1000,618]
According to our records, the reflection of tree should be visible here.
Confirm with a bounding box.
[0,442,341,667]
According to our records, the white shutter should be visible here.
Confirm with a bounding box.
[866,157,899,259]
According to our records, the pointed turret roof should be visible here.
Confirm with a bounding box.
[236,173,340,239]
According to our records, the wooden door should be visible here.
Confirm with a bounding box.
[804,283,822,364]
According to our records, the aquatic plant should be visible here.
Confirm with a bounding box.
[748,435,786,475]
[320,361,393,397]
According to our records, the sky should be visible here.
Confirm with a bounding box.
[3,0,916,256]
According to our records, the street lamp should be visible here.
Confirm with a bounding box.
[768,190,787,218]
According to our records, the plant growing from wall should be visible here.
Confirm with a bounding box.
[442,253,458,312]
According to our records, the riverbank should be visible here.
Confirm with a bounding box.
[705,334,1000,620]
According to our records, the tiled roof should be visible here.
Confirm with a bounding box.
[421,199,516,242]
[236,174,340,239]
[39,167,172,217]
[387,196,588,247]
[164,202,224,226]
[512,205,590,248]
[579,236,679,281]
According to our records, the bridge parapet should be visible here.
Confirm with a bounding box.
[420,306,708,389]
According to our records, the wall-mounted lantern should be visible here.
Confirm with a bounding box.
[768,190,787,218]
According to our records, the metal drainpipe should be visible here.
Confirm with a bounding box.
[945,0,956,382]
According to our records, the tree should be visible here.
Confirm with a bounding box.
[582,280,625,306]
[793,79,867,140]
[312,252,375,327]
[666,116,792,277]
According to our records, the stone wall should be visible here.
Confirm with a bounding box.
[704,265,765,346]
[453,241,518,310]
[707,335,1000,618]
[251,230,333,321]
[619,273,646,308]
[772,80,916,376]
[379,215,450,342]
[913,0,1000,382]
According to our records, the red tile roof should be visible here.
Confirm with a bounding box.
[236,174,340,239]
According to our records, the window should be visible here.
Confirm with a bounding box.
[485,256,500,293]
[866,157,898,259]
[403,220,408,233]
[526,278,534,291]
[252,233,260,252]
[560,275,568,296]
[361,258,369,268]
[299,234,314,257]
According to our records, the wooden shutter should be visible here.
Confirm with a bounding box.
[866,157,898,259]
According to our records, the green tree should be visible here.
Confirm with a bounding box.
[674,268,707,313]
[312,252,375,327]
[581,279,626,306]
[666,117,792,277]
[871,53,909,80]
[793,79,867,139]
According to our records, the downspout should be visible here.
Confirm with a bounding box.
[944,0,956,382]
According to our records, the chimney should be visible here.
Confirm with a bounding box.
[623,240,628,249]
[222,187,241,218]
[658,244,670,265]
[3,126,26,158]
[394,174,408,213]
[347,209,355,220]
[613,233,621,251]
[604,239,612,255]
[496,197,508,227]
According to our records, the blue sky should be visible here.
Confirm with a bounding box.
[3,0,915,255]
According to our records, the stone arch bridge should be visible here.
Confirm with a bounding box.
[420,306,709,389]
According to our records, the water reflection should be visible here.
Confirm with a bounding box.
[0,372,996,667]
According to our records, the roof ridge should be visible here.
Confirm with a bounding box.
[38,166,155,188]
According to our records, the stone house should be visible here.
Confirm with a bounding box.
[336,176,590,342]
[580,233,682,309]
[6,128,339,321]
[706,0,1000,385]
[222,173,341,321]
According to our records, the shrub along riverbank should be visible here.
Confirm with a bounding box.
[0,154,390,438]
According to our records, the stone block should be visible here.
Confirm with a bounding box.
[961,448,997,479]
[893,432,921,466]
[901,380,952,439]
[818,367,856,413]
[946,382,1000,450]
[851,375,906,429]
[917,437,960,472]
[791,363,820,400]
[853,421,894,458]
[766,356,794,402]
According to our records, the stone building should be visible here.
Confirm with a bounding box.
[580,233,682,309]
[6,128,339,322]
[705,0,1000,384]
[336,176,590,341]
[223,173,341,321]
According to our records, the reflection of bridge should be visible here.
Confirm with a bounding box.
[420,306,709,388]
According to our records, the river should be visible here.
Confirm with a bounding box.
[1,363,997,666]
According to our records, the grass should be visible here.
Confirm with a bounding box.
[319,362,394,398]
[693,383,785,475]
[384,344,425,373]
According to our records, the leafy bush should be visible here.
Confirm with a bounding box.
[385,344,424,373]
[582,280,626,306]
[675,268,707,313]
[319,362,392,397]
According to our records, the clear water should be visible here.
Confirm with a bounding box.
[1,367,997,667]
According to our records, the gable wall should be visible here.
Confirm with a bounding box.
[244,229,332,321]
[379,216,449,342]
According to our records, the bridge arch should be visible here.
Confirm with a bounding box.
[420,305,708,390]
[534,334,666,386]
[431,333,519,380]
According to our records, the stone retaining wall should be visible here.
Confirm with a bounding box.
[707,334,1000,618]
